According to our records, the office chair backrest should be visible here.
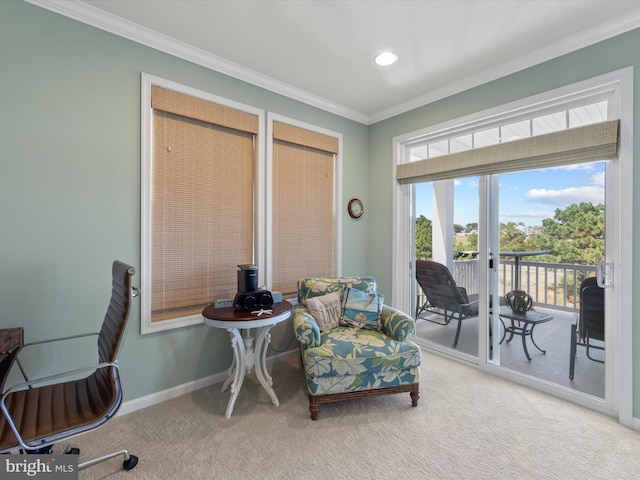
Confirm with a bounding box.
[416,260,472,314]
[579,276,604,341]
[98,261,135,365]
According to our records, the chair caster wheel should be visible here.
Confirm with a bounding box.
[65,447,80,455]
[123,455,138,471]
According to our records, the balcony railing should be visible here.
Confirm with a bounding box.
[450,259,597,312]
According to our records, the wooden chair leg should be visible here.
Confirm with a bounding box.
[309,395,320,421]
[410,383,420,407]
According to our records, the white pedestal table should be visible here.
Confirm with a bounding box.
[202,301,292,419]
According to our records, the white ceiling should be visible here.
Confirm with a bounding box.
[34,0,640,124]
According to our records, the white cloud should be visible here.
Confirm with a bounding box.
[592,171,605,186]
[525,185,604,206]
[547,163,597,172]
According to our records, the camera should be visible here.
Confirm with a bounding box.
[233,264,274,311]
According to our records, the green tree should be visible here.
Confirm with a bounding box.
[457,232,478,252]
[500,221,535,252]
[533,202,604,265]
[415,215,432,260]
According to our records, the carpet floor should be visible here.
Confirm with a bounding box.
[72,352,639,480]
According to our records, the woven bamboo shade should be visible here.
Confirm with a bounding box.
[151,109,254,322]
[273,121,339,154]
[272,128,337,294]
[152,85,259,134]
[396,120,619,183]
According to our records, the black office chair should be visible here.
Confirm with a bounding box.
[569,276,604,380]
[0,260,139,472]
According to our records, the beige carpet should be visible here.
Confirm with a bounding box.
[75,353,640,480]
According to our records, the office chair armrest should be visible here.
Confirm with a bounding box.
[20,331,99,349]
[1,361,118,396]
[292,304,321,347]
[380,305,415,341]
[13,332,100,383]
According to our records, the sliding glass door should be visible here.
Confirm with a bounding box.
[394,69,632,422]
[494,162,607,398]
[413,176,481,360]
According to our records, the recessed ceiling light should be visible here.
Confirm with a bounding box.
[374,51,398,66]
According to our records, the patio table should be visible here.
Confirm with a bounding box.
[499,306,553,361]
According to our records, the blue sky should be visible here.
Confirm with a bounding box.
[416,161,606,228]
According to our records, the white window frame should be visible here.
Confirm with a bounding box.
[140,73,265,334]
[392,67,633,426]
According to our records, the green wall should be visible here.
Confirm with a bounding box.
[2,0,638,420]
[368,29,640,417]
[0,1,368,400]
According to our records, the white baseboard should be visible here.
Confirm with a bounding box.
[117,348,299,417]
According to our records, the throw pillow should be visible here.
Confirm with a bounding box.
[299,279,346,305]
[340,287,384,331]
[306,291,342,332]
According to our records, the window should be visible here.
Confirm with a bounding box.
[141,77,342,333]
[404,99,613,163]
[141,75,264,333]
[267,115,342,295]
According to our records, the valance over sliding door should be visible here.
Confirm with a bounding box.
[396,120,619,183]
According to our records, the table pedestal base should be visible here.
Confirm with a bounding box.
[502,321,545,362]
[220,325,279,419]
[498,306,553,362]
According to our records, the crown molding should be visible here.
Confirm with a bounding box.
[369,9,640,124]
[26,0,370,125]
[27,1,640,126]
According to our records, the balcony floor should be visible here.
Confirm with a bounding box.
[414,307,605,398]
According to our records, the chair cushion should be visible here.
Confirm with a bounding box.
[0,371,119,452]
[303,326,421,380]
[303,326,422,395]
[305,367,421,396]
[340,287,383,331]
[306,292,342,332]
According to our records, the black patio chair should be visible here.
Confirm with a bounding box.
[416,260,479,348]
[569,276,604,380]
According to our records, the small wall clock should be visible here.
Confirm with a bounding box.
[347,198,364,219]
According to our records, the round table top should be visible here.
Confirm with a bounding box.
[202,300,292,329]
[498,305,553,324]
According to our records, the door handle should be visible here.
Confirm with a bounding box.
[596,261,612,288]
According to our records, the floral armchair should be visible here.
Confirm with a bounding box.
[293,276,421,420]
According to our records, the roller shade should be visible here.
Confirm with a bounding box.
[396,120,619,184]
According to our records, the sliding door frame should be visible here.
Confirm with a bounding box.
[392,67,633,426]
